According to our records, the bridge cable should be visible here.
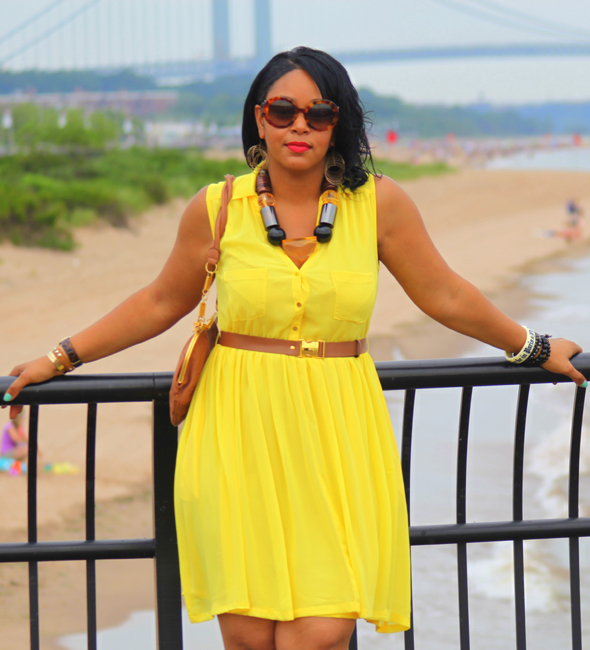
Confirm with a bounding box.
[0,0,101,67]
[429,0,590,42]
[465,0,590,41]
[0,0,68,47]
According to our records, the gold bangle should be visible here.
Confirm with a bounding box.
[47,351,65,372]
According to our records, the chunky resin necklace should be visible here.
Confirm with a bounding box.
[255,168,340,265]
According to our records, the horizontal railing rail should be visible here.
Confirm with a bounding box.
[1,351,588,650]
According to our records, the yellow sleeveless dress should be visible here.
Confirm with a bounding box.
[174,171,411,633]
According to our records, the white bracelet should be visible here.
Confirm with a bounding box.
[505,326,537,364]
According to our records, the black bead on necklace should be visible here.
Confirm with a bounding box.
[255,168,340,245]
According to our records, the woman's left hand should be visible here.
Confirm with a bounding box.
[542,338,586,387]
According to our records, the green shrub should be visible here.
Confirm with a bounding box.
[0,148,249,248]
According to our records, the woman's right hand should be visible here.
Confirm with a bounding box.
[3,357,62,419]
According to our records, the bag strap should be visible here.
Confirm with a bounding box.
[197,175,234,325]
[206,174,235,268]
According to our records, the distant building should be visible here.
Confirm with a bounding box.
[0,90,178,116]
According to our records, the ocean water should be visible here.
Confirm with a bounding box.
[487,146,590,172]
[58,150,590,649]
[59,609,224,650]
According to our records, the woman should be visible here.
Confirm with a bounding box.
[3,47,586,650]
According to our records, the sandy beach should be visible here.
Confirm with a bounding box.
[1,167,589,648]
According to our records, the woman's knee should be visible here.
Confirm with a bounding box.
[218,613,276,650]
[275,617,356,650]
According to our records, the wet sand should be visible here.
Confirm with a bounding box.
[0,168,589,648]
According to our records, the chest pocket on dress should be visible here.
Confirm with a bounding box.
[331,271,375,324]
[223,268,267,321]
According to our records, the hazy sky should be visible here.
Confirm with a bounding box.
[0,0,589,105]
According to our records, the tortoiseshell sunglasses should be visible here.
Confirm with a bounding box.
[261,96,339,131]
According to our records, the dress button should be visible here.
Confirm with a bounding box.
[296,302,302,308]
[294,271,300,276]
[293,326,298,331]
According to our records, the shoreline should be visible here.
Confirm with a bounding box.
[1,167,589,647]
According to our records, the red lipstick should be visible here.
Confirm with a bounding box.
[286,142,311,153]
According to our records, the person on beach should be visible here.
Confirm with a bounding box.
[566,198,583,228]
[536,198,585,244]
[0,412,28,461]
[3,47,587,650]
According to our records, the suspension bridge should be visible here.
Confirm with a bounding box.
[0,0,589,85]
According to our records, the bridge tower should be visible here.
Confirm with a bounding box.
[213,0,230,60]
[212,0,272,66]
[255,0,273,64]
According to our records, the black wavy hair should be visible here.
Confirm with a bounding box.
[242,46,374,191]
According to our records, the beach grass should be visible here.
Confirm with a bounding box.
[374,159,453,181]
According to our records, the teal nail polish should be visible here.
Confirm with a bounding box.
[581,381,588,389]
[3,393,13,402]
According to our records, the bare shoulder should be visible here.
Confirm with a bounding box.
[174,185,213,249]
[375,173,419,209]
[180,186,211,232]
[374,174,423,244]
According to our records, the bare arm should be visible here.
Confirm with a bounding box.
[4,186,214,413]
[375,175,585,385]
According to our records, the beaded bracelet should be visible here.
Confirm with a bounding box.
[524,335,552,367]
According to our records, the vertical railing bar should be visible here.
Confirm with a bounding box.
[568,386,585,519]
[348,625,358,650]
[401,389,416,650]
[152,400,183,650]
[456,387,472,525]
[568,386,586,650]
[570,537,582,650]
[456,386,472,650]
[86,404,98,650]
[512,384,529,650]
[512,385,529,522]
[401,389,416,518]
[27,405,40,650]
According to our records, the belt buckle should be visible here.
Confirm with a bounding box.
[300,340,325,359]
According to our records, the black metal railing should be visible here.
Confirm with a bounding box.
[1,352,588,650]
[0,373,181,650]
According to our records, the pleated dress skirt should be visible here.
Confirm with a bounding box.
[174,172,411,633]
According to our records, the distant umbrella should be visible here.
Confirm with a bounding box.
[386,129,398,144]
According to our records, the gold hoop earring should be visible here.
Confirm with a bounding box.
[247,142,268,169]
[324,148,345,186]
